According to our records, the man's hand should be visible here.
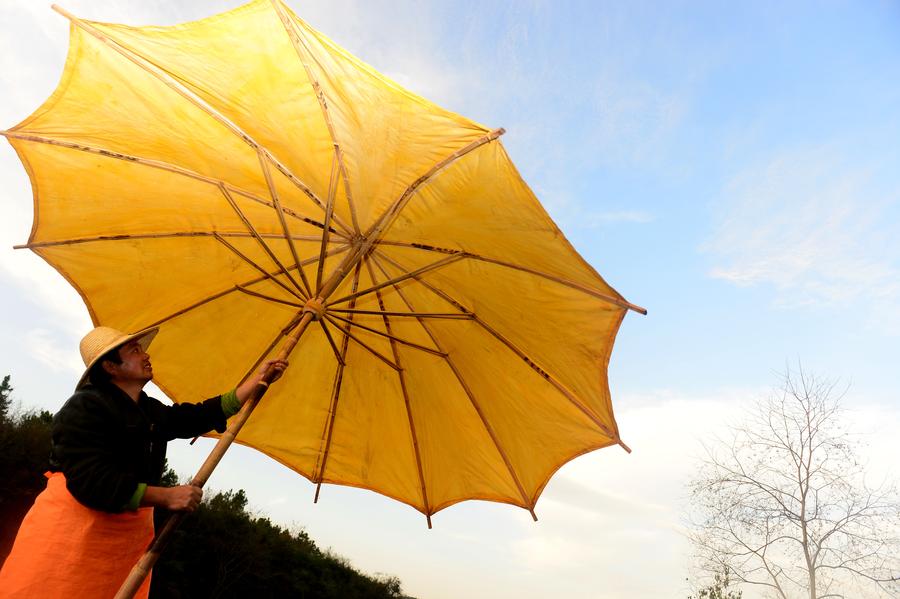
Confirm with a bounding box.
[258,359,288,384]
[164,485,203,511]
[142,484,203,512]
[235,359,289,405]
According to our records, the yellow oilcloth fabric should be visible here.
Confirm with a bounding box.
[0,473,153,598]
[4,0,642,522]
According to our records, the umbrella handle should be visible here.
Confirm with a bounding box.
[113,392,262,599]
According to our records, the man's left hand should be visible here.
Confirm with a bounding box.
[258,359,288,384]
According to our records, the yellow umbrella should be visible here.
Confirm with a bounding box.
[4,0,644,570]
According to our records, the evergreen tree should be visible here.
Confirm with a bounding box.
[687,569,742,599]
[0,374,13,422]
[0,377,412,597]
[0,375,53,563]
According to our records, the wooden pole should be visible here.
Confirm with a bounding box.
[116,235,375,598]
[114,311,314,599]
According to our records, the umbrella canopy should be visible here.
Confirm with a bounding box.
[4,0,645,525]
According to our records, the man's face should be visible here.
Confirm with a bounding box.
[106,339,153,385]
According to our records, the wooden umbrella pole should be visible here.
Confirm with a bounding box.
[114,311,316,599]
[117,240,372,599]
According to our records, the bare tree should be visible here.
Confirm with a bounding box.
[688,367,900,599]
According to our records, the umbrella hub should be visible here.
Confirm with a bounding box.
[350,233,367,249]
[302,297,326,321]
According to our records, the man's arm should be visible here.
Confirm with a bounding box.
[157,360,289,440]
[136,360,289,508]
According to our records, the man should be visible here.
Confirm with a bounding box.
[0,326,287,598]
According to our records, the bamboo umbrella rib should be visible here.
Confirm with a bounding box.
[370,254,537,520]
[316,150,340,293]
[144,244,349,331]
[195,312,305,442]
[373,249,627,451]
[302,127,496,307]
[362,129,505,243]
[375,240,461,255]
[234,285,305,308]
[190,309,304,446]
[314,349,345,503]
[146,287,235,331]
[49,5,356,236]
[323,316,402,371]
[364,258,432,527]
[256,151,314,296]
[440,354,538,520]
[328,308,472,319]
[0,131,343,236]
[232,186,343,235]
[373,251,471,314]
[313,262,361,501]
[16,232,346,250]
[470,255,646,315]
[326,312,446,358]
[270,0,362,234]
[376,239,647,315]
[235,311,305,389]
[470,316,621,444]
[218,184,307,297]
[213,232,304,301]
[318,320,345,366]
[327,253,466,306]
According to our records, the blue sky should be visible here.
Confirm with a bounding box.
[1,1,899,598]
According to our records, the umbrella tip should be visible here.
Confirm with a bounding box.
[528,507,538,522]
[314,482,322,503]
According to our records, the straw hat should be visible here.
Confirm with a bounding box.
[77,326,159,388]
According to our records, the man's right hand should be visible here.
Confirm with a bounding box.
[142,484,203,512]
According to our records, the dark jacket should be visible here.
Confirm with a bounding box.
[49,382,228,512]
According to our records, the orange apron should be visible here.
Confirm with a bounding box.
[0,473,153,598]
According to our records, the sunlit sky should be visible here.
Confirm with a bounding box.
[2,1,899,598]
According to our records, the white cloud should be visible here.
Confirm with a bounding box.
[586,72,690,168]
[501,389,754,596]
[503,385,900,599]
[706,145,900,323]
[24,328,84,375]
[530,182,654,232]
[583,210,654,226]
[512,534,583,571]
